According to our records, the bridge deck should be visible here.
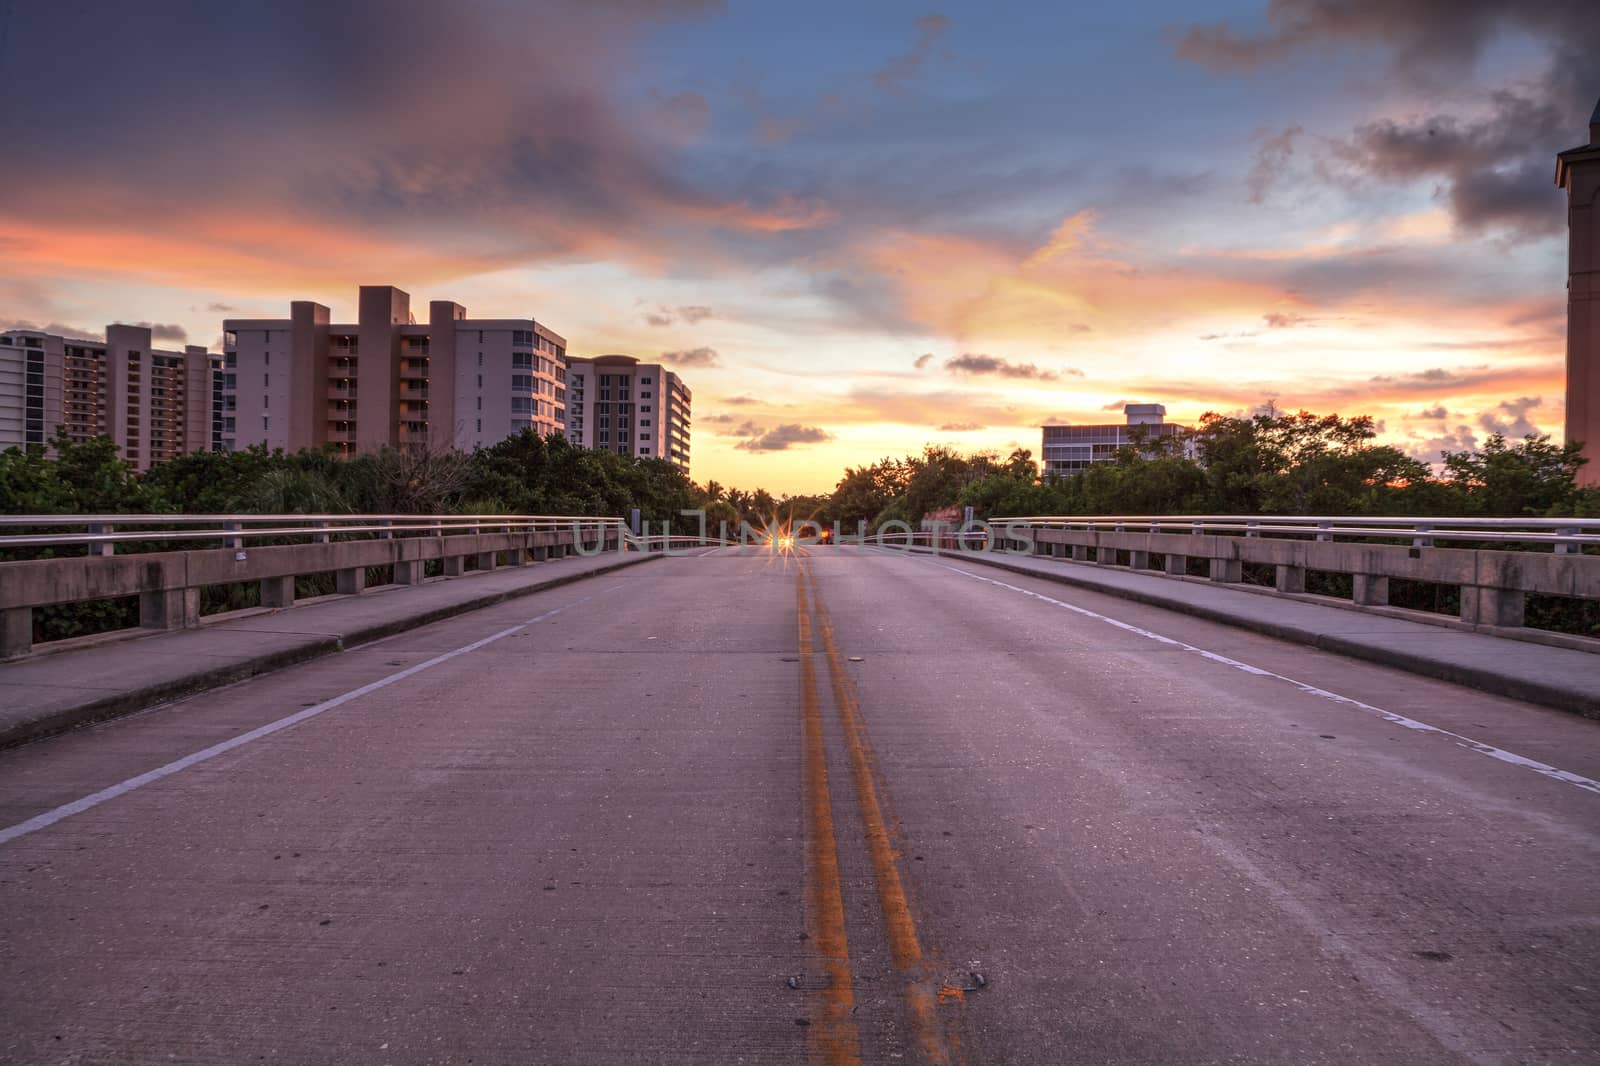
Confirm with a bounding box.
[1,546,1597,1063]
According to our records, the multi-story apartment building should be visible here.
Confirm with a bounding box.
[0,324,221,469]
[1041,403,1191,477]
[563,355,691,472]
[222,285,566,455]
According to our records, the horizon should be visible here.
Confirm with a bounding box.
[1,1,1594,495]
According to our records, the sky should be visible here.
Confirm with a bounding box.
[1,0,1595,495]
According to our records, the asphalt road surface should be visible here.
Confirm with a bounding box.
[2,546,1597,1065]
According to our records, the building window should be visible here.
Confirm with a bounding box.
[478,351,483,365]
[477,396,482,410]
[265,352,270,365]
[476,418,482,432]
[263,417,270,431]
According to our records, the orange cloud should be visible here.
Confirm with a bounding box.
[853,211,1299,342]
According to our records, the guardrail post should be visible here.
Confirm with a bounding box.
[1554,527,1578,555]
[1412,524,1433,549]
[1128,549,1149,570]
[1,606,31,660]
[1316,522,1332,543]
[1164,553,1187,576]
[140,586,199,631]
[1071,544,1089,562]
[1246,521,1259,538]
[1461,587,1525,627]
[475,549,499,572]
[1274,565,1306,593]
[380,519,393,541]
[223,521,243,551]
[88,523,114,557]
[1208,557,1242,582]
[393,560,423,585]
[1352,573,1388,606]
[260,575,295,607]
[336,566,366,595]
[443,555,466,577]
[1097,541,1119,566]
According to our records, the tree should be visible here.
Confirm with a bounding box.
[1440,433,1589,516]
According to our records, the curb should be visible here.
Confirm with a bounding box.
[902,547,1600,719]
[0,551,660,749]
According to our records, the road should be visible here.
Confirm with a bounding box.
[1,546,1597,1065]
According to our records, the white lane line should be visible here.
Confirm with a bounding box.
[935,562,1600,797]
[0,592,607,847]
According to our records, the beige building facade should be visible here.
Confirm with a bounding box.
[1557,98,1600,487]
[223,285,566,455]
[1041,403,1191,477]
[563,355,691,471]
[0,324,220,470]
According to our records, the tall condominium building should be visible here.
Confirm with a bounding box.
[563,355,691,471]
[222,285,566,455]
[1557,96,1600,486]
[1041,403,1191,477]
[0,324,221,470]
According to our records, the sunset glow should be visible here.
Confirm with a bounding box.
[0,1,1588,494]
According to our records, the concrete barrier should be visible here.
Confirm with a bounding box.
[0,526,623,660]
[987,524,1599,633]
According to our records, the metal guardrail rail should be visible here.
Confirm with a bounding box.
[0,514,626,554]
[868,513,1600,640]
[984,515,1600,550]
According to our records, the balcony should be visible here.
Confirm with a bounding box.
[327,385,358,400]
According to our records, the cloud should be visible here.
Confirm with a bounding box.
[1414,404,1450,420]
[652,91,711,144]
[1172,1,1595,79]
[132,321,188,343]
[660,346,721,367]
[870,14,950,93]
[1247,126,1301,203]
[1262,311,1314,328]
[1174,1,1598,239]
[1402,423,1480,466]
[645,303,716,327]
[945,352,1076,380]
[1328,99,1568,236]
[913,352,934,369]
[0,319,104,342]
[734,423,834,451]
[206,302,239,313]
[938,422,984,432]
[1100,400,1131,411]
[1476,395,1547,439]
[721,394,759,405]
[0,1,827,295]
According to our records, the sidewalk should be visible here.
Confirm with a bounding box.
[901,546,1600,718]
[0,549,657,747]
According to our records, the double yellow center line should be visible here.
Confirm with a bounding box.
[795,556,963,1066]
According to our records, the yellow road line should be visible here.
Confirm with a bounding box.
[796,567,862,1066]
[804,561,964,1066]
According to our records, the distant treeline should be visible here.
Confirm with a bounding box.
[3,410,1596,641]
[3,408,1596,531]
